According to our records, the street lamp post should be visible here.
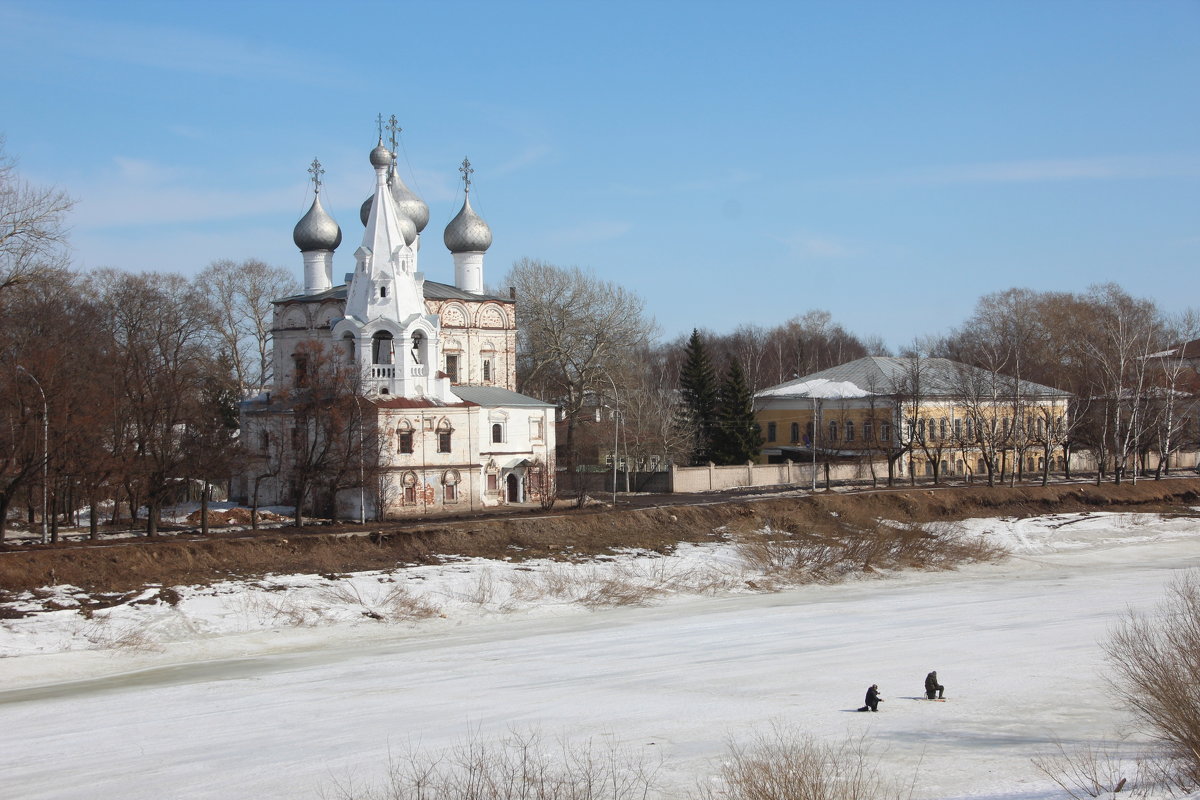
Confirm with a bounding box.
[17,366,48,544]
[602,373,620,507]
[811,396,819,493]
[353,393,366,525]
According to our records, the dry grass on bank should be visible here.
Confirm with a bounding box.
[1,479,1197,597]
[730,509,1004,587]
[325,723,915,800]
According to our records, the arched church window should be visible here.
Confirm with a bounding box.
[828,421,838,441]
[342,333,355,365]
[396,422,414,454]
[436,420,453,453]
[380,286,388,298]
[293,355,308,388]
[491,423,504,444]
[402,471,418,505]
[442,470,461,503]
[372,331,394,364]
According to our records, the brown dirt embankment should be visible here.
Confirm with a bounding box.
[1,479,1197,595]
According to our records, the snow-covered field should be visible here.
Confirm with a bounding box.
[1,510,1199,799]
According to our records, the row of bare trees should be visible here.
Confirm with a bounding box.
[935,285,1200,484]
[510,256,1196,487]
[0,141,311,540]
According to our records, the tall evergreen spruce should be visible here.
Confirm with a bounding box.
[714,360,764,464]
[677,329,719,465]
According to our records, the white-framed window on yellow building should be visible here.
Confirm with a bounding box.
[845,421,855,442]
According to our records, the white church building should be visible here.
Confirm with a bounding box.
[236,127,555,519]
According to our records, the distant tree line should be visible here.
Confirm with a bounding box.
[509,262,1198,489]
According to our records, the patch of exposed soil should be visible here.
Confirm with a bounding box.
[0,479,1196,595]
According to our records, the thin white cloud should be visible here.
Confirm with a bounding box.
[0,5,341,85]
[70,156,301,229]
[894,154,1200,185]
[492,143,554,177]
[780,232,857,259]
[545,220,633,246]
[611,168,761,197]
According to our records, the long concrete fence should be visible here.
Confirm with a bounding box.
[574,448,1199,495]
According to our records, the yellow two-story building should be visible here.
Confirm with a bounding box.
[754,356,1072,484]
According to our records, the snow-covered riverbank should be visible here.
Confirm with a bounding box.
[1,510,1198,799]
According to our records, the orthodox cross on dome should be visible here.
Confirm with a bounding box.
[375,113,385,139]
[459,157,474,194]
[307,157,324,193]
[387,115,401,152]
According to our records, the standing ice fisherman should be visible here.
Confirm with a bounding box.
[858,684,883,712]
[925,670,945,699]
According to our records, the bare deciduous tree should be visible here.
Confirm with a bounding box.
[0,139,73,293]
[505,259,654,481]
[1104,572,1200,788]
[198,258,299,394]
[93,270,222,536]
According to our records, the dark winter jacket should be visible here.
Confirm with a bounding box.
[865,685,881,706]
[925,672,941,693]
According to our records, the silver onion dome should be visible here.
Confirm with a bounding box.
[369,140,393,169]
[293,193,342,252]
[397,213,417,247]
[358,191,416,245]
[443,194,492,253]
[389,172,430,233]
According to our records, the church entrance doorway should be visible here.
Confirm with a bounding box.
[506,473,520,503]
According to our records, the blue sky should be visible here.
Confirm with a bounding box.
[2,0,1197,350]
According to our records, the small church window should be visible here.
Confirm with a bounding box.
[380,286,388,298]
[397,429,413,454]
[293,356,308,388]
[482,358,493,383]
[491,423,504,444]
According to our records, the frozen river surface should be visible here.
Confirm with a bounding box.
[2,510,1199,799]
